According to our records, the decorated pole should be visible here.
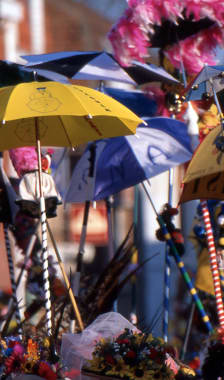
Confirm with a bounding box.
[3,223,22,337]
[35,118,52,337]
[200,199,224,327]
[142,182,213,333]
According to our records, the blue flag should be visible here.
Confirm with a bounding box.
[65,117,193,203]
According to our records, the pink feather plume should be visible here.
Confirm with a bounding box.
[108,0,224,73]
[9,147,38,177]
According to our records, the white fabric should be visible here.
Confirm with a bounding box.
[17,171,62,202]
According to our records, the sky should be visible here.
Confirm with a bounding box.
[73,0,127,21]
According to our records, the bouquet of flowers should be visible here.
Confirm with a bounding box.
[0,335,69,380]
[83,328,188,380]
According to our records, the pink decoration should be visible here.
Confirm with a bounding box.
[9,147,38,177]
[128,0,183,27]
[108,0,224,74]
[108,8,150,66]
[166,26,224,74]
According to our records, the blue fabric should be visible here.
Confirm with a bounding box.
[143,117,192,153]
[93,118,192,200]
[65,117,193,202]
[103,87,157,117]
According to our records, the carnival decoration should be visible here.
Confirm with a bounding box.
[108,0,224,76]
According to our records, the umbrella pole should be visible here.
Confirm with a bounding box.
[210,80,223,118]
[16,220,40,289]
[163,170,173,342]
[105,196,114,262]
[74,142,98,297]
[200,200,224,328]
[35,118,53,337]
[141,182,213,333]
[180,301,196,360]
[46,220,84,331]
[74,200,91,297]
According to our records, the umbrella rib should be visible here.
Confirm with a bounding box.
[58,116,74,149]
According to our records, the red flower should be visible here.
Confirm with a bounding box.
[105,354,116,365]
[38,361,57,380]
[189,357,200,370]
[126,350,136,359]
[5,351,24,374]
[116,339,130,345]
[149,348,163,364]
[149,348,159,360]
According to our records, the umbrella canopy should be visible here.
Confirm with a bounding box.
[180,172,224,203]
[0,60,69,86]
[183,124,224,184]
[102,86,157,117]
[0,81,143,150]
[21,50,179,85]
[185,65,224,101]
[65,117,193,203]
[180,123,224,203]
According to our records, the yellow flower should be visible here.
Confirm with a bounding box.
[0,340,7,349]
[181,366,196,376]
[106,360,133,379]
[85,356,104,372]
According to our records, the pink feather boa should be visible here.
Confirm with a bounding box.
[108,0,224,74]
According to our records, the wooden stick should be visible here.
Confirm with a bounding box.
[46,220,84,331]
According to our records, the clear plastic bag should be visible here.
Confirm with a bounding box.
[61,312,139,380]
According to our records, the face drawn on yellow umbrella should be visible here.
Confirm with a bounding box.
[0,81,143,150]
[26,87,62,113]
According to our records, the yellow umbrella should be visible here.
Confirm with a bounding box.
[0,81,142,149]
[180,123,224,202]
[0,80,143,336]
[183,124,224,184]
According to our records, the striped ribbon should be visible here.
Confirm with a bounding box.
[158,215,213,333]
[3,224,22,337]
[200,200,224,327]
[40,196,52,336]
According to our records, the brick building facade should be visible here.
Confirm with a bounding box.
[0,0,112,60]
